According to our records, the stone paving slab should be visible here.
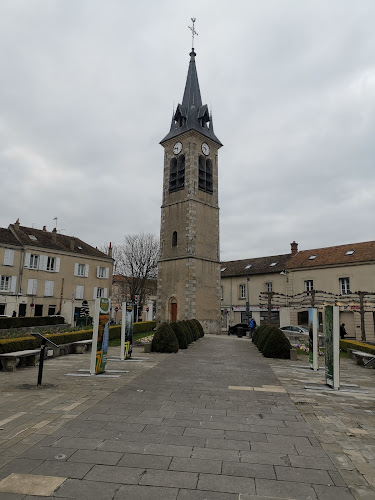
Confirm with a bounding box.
[1,336,374,498]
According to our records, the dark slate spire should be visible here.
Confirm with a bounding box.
[161,49,222,146]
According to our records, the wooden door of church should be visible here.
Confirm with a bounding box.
[171,303,177,322]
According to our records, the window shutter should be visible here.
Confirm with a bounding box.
[97,266,100,278]
[24,253,31,268]
[55,258,60,273]
[74,263,79,276]
[76,285,84,300]
[84,264,89,277]
[105,267,109,279]
[10,276,17,293]
[104,288,108,298]
[4,249,14,266]
[27,279,37,295]
[39,255,48,271]
[93,287,98,299]
[50,281,54,296]
[44,281,49,296]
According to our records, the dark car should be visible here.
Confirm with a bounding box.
[228,323,250,336]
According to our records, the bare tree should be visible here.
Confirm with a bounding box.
[102,234,159,310]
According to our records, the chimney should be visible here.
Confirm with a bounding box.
[15,218,20,229]
[70,237,75,251]
[52,227,57,242]
[291,241,298,256]
[42,226,47,231]
[108,242,113,258]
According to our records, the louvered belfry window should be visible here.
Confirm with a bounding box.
[169,155,185,192]
[198,155,213,194]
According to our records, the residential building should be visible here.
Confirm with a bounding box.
[221,240,375,341]
[0,220,113,324]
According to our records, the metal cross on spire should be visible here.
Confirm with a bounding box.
[188,17,198,49]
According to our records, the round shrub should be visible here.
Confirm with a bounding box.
[151,323,179,353]
[253,324,268,346]
[169,322,188,349]
[187,320,200,340]
[263,328,291,359]
[258,326,278,353]
[192,319,204,337]
[178,321,193,344]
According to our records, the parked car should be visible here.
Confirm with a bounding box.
[280,325,309,336]
[228,323,250,336]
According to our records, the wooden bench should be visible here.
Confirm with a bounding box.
[0,349,40,372]
[350,350,375,368]
[73,340,93,354]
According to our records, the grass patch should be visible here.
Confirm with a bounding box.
[108,331,153,347]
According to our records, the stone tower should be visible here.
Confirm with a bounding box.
[157,47,222,334]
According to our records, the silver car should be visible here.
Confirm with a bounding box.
[280,325,309,335]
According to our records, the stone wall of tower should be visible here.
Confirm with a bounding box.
[157,130,221,333]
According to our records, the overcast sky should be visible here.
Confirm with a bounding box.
[1,1,374,261]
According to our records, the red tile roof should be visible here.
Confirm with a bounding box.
[287,241,375,269]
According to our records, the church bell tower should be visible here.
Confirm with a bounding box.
[157,35,223,334]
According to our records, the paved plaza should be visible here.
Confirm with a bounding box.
[0,335,374,499]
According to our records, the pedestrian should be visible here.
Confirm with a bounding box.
[249,317,256,339]
[340,323,347,339]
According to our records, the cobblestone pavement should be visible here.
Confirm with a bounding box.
[0,335,373,499]
[269,349,375,500]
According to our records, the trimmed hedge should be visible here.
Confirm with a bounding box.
[151,323,179,353]
[0,321,152,354]
[187,320,200,340]
[253,324,269,346]
[192,319,204,337]
[182,321,195,343]
[258,326,278,352]
[340,339,375,355]
[179,321,193,344]
[170,322,188,349]
[0,316,65,330]
[262,329,291,359]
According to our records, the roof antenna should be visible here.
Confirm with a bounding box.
[188,17,198,50]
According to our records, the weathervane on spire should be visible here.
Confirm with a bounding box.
[188,17,198,49]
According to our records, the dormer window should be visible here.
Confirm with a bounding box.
[308,255,317,260]
[28,235,37,241]
[345,250,354,255]
[220,267,227,272]
[269,262,277,267]
[245,264,252,269]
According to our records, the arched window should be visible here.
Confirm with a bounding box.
[169,155,185,192]
[172,231,177,247]
[198,155,213,194]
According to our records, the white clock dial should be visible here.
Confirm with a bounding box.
[173,142,182,155]
[201,142,210,156]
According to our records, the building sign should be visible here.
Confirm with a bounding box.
[90,297,110,374]
[324,305,340,389]
[308,308,318,371]
[231,306,280,312]
[120,302,134,360]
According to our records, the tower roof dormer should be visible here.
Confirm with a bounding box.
[161,49,222,146]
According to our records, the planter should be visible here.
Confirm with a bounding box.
[290,348,298,361]
[144,344,152,353]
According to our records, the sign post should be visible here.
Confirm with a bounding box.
[90,297,111,374]
[324,305,340,389]
[308,307,319,371]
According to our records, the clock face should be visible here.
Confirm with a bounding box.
[173,142,182,155]
[201,142,210,156]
